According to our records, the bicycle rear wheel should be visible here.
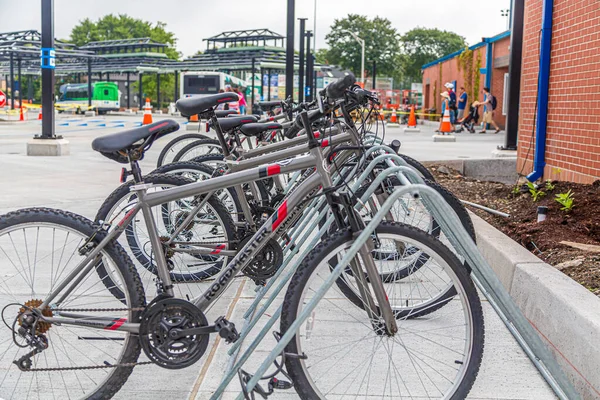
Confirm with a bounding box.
[0,208,145,400]
[281,222,484,399]
[157,133,210,167]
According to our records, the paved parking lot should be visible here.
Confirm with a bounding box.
[0,115,555,399]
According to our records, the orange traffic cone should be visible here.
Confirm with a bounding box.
[38,108,43,120]
[408,105,417,127]
[439,108,453,134]
[142,98,153,125]
[19,106,25,121]
[388,108,399,127]
[404,105,421,132]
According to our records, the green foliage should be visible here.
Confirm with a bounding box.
[511,185,521,195]
[315,48,330,65]
[70,14,180,108]
[70,14,180,60]
[555,190,575,212]
[527,182,546,202]
[474,51,482,101]
[545,180,556,191]
[323,14,402,81]
[457,47,475,104]
[400,27,466,83]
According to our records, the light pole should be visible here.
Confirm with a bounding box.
[342,30,365,84]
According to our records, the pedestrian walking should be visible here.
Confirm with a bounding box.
[224,85,240,112]
[235,87,247,114]
[436,91,451,134]
[479,87,501,134]
[457,86,468,121]
[445,82,457,125]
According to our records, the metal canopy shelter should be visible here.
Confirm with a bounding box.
[0,30,97,109]
[204,29,285,50]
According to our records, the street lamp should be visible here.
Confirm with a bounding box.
[342,30,365,84]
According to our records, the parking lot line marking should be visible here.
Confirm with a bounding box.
[188,279,247,399]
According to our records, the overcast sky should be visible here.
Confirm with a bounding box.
[1,0,510,58]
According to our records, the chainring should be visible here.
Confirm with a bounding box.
[139,298,209,369]
[238,234,284,284]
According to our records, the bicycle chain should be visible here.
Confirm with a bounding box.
[18,306,152,372]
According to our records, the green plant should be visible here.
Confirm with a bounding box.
[555,190,575,212]
[511,185,521,195]
[545,179,556,191]
[527,182,546,202]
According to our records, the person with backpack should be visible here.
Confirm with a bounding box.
[445,82,458,125]
[479,87,501,134]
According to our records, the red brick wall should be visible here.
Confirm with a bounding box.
[421,37,510,127]
[518,0,600,183]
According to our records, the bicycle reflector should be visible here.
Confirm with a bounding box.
[120,168,129,183]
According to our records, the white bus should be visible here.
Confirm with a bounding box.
[180,71,249,99]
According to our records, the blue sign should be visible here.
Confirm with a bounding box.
[305,86,311,97]
[40,48,56,69]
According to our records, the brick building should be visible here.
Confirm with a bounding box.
[518,0,600,183]
[421,31,511,128]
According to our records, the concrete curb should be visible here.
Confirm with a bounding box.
[472,213,600,399]
[423,158,518,185]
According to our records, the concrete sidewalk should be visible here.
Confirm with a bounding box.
[0,116,554,399]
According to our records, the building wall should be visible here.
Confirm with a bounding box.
[518,0,600,183]
[421,36,510,127]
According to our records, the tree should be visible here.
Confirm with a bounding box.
[400,28,467,82]
[70,14,180,107]
[70,14,180,59]
[315,48,330,65]
[323,14,402,81]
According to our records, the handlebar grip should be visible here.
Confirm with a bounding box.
[390,140,401,154]
[326,73,356,99]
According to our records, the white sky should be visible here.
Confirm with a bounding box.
[0,0,509,58]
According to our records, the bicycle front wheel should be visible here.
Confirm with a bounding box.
[0,208,145,400]
[281,222,484,399]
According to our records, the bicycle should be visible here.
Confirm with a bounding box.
[0,79,484,399]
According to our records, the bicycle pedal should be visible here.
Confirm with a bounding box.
[214,317,239,343]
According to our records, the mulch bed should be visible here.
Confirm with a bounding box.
[430,165,600,296]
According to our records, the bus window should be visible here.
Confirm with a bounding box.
[184,76,219,95]
[104,89,109,96]
[62,88,88,101]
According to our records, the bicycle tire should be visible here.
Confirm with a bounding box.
[157,133,210,167]
[281,222,484,400]
[95,174,236,282]
[0,207,145,400]
[150,161,243,223]
[173,139,223,164]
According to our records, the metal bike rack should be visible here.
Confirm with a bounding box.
[212,144,578,399]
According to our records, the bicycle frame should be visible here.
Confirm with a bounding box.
[39,144,342,332]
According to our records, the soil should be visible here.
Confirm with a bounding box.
[430,166,600,296]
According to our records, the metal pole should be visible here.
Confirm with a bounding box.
[17,58,22,107]
[501,0,524,151]
[9,52,14,109]
[361,39,365,85]
[138,73,143,109]
[372,60,376,89]
[40,0,55,139]
[305,31,313,101]
[126,71,130,109]
[87,58,92,108]
[156,73,161,110]
[251,57,256,112]
[298,18,306,102]
[27,75,33,102]
[285,0,295,100]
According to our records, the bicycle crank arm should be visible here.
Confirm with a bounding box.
[169,316,239,343]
